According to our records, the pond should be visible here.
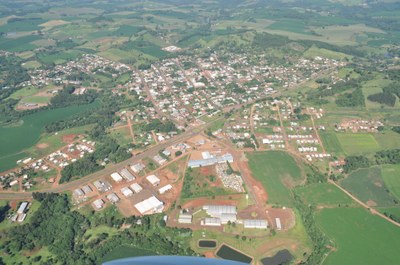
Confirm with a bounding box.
[216,244,252,264]
[260,249,293,265]
[0,102,98,172]
[198,240,217,248]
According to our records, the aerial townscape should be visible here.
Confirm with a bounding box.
[0,0,400,265]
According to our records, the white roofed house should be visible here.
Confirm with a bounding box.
[110,172,123,183]
[121,187,133,197]
[120,168,135,181]
[146,174,160,186]
[134,196,164,215]
[159,184,172,194]
[130,183,143,193]
[106,193,120,203]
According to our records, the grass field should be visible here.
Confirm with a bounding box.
[247,151,302,206]
[336,133,380,155]
[101,245,157,263]
[9,86,40,100]
[340,167,398,207]
[373,131,400,150]
[381,164,400,201]
[317,207,400,265]
[295,183,354,207]
[320,131,344,156]
[109,126,132,146]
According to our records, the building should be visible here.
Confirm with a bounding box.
[220,213,237,224]
[106,193,120,203]
[159,184,172,194]
[203,217,221,226]
[81,185,92,194]
[178,213,193,224]
[130,163,145,173]
[120,168,135,181]
[188,153,234,168]
[92,199,105,209]
[134,196,164,215]
[73,188,84,197]
[121,187,133,197]
[275,218,282,230]
[243,219,268,229]
[203,205,237,217]
[146,175,160,186]
[93,180,112,192]
[110,172,123,183]
[17,202,29,214]
[17,213,27,222]
[130,183,143,193]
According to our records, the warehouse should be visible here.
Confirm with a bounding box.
[81,185,92,194]
[220,213,237,224]
[188,153,234,168]
[121,187,133,197]
[106,193,120,203]
[134,196,164,215]
[146,174,160,186]
[120,168,135,181]
[178,213,193,224]
[203,205,237,217]
[243,219,268,229]
[93,180,112,192]
[110,172,123,183]
[17,202,29,214]
[130,163,145,173]
[275,218,282,230]
[73,188,84,197]
[159,184,172,194]
[202,217,221,226]
[130,183,143,193]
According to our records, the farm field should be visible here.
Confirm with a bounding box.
[295,183,354,207]
[316,207,400,265]
[320,131,344,156]
[340,167,398,207]
[336,133,380,155]
[381,164,400,201]
[247,151,302,207]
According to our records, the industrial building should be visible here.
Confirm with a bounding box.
[130,163,145,173]
[178,213,193,224]
[130,183,143,193]
[203,205,237,217]
[120,168,135,181]
[134,196,164,215]
[121,187,133,197]
[188,153,234,168]
[159,184,172,194]
[92,199,105,209]
[110,172,123,183]
[220,213,237,224]
[93,180,112,192]
[203,217,222,226]
[17,202,29,214]
[81,185,92,194]
[146,174,160,186]
[73,188,84,197]
[243,219,268,229]
[106,193,120,203]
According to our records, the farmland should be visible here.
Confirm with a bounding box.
[320,131,344,156]
[381,164,400,201]
[316,207,400,265]
[336,133,380,155]
[295,183,354,207]
[247,151,303,206]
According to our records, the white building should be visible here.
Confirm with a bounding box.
[159,184,172,194]
[134,196,164,215]
[203,217,221,226]
[92,199,105,209]
[106,193,120,203]
[17,202,29,214]
[275,218,282,230]
[120,168,135,181]
[203,205,237,217]
[146,175,160,186]
[130,183,143,193]
[178,213,193,224]
[243,219,268,229]
[121,187,133,197]
[110,172,123,183]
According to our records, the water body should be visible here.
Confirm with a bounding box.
[0,103,97,172]
[260,249,293,265]
[198,240,217,248]
[103,256,248,265]
[216,245,252,264]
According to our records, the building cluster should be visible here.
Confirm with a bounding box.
[10,201,30,223]
[47,141,95,168]
[336,119,384,133]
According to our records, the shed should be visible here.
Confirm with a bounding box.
[146,175,160,186]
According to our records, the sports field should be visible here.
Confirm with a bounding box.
[247,151,302,206]
[317,207,400,265]
[336,133,380,155]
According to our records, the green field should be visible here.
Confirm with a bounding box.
[340,167,398,207]
[320,131,344,156]
[336,133,380,155]
[317,207,400,265]
[0,103,98,172]
[295,183,354,206]
[381,164,400,201]
[247,151,302,206]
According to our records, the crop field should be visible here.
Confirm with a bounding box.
[381,164,400,201]
[316,207,400,265]
[0,35,41,52]
[247,151,302,207]
[37,50,83,65]
[336,133,380,155]
[295,183,354,207]
[340,167,398,207]
[373,131,400,150]
[320,131,344,156]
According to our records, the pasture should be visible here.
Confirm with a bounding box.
[295,183,354,206]
[316,207,400,265]
[381,164,400,201]
[320,131,344,156]
[247,151,302,206]
[336,133,380,155]
[340,167,397,207]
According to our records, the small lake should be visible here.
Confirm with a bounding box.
[0,103,97,172]
[198,240,217,248]
[260,249,293,265]
[216,244,252,264]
